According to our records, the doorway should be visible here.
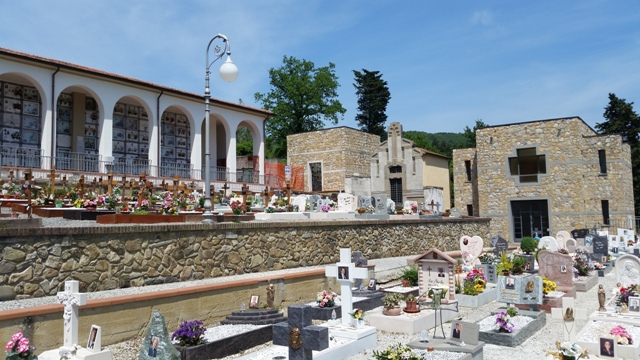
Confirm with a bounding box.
[511,199,549,241]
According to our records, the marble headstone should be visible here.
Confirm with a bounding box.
[537,250,574,288]
[337,193,356,212]
[616,254,640,288]
[374,195,388,215]
[460,235,483,266]
[358,196,372,209]
[475,264,496,283]
[492,236,509,257]
[308,195,321,211]
[496,274,543,305]
[537,236,559,252]
[292,195,308,212]
[386,198,395,213]
[555,231,572,250]
[565,238,577,253]
[137,310,180,360]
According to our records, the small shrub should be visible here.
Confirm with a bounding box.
[520,236,537,253]
[401,267,419,286]
[506,307,518,317]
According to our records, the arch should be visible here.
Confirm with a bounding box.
[111,95,154,175]
[200,112,231,181]
[159,104,195,178]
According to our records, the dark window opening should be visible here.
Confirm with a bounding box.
[390,178,403,204]
[310,162,322,192]
[466,204,473,216]
[389,165,402,174]
[602,200,610,225]
[508,148,546,183]
[511,199,549,241]
[464,160,472,182]
[599,149,607,174]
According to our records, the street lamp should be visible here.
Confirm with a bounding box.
[203,33,238,224]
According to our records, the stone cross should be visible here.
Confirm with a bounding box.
[325,248,368,326]
[57,280,87,347]
[8,170,15,184]
[551,297,587,342]
[119,175,128,199]
[272,304,329,360]
[47,166,59,195]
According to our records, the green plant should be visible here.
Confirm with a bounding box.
[506,307,518,317]
[534,246,547,261]
[405,294,416,302]
[198,196,205,208]
[495,252,513,273]
[520,236,537,253]
[381,293,404,307]
[171,320,206,347]
[401,267,419,286]
[511,256,527,274]
[373,343,422,360]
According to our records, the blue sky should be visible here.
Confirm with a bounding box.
[1,1,639,134]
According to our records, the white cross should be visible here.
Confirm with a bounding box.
[551,297,587,342]
[57,280,87,347]
[325,248,368,326]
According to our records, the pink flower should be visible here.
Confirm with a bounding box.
[11,332,22,341]
[6,340,15,352]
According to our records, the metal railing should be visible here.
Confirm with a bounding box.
[111,157,151,176]
[0,146,43,168]
[55,151,101,173]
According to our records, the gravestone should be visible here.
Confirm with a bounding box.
[555,231,572,250]
[475,264,496,283]
[550,297,588,342]
[137,310,180,360]
[609,235,620,250]
[308,195,321,212]
[273,305,329,360]
[565,239,577,253]
[291,195,308,212]
[537,236,559,251]
[591,235,609,260]
[358,196,372,209]
[403,200,418,213]
[492,236,509,257]
[496,274,543,305]
[460,235,483,267]
[537,250,575,296]
[374,195,388,215]
[351,251,368,290]
[386,198,395,213]
[414,248,457,301]
[324,248,368,326]
[337,193,356,212]
[615,254,640,288]
[583,234,595,247]
[571,228,590,241]
[449,207,462,218]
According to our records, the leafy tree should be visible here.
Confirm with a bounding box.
[463,119,489,147]
[236,126,253,156]
[353,69,391,140]
[596,93,640,215]
[255,56,346,158]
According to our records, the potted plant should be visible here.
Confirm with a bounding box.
[356,206,367,214]
[395,206,403,215]
[401,267,418,287]
[171,319,206,353]
[4,332,37,360]
[198,196,205,210]
[520,236,537,254]
[511,255,527,275]
[404,294,419,312]
[381,293,404,316]
[495,252,513,276]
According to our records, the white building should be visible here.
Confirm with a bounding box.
[0,47,271,187]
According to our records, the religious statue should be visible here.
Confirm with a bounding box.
[621,303,629,313]
[289,327,302,350]
[525,280,534,293]
[619,260,640,286]
[563,307,574,321]
[267,282,275,309]
[598,284,607,312]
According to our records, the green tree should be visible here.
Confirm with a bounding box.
[236,126,253,156]
[596,93,640,215]
[463,119,489,147]
[353,69,391,140]
[255,56,346,158]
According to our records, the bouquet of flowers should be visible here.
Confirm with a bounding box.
[542,277,557,295]
[230,201,247,215]
[495,311,514,333]
[5,332,37,360]
[592,261,604,270]
[351,308,364,320]
[478,252,496,264]
[546,341,588,360]
[611,325,634,345]
[617,284,640,306]
[161,192,177,214]
[321,204,330,212]
[316,290,337,308]
[171,319,206,347]
[83,199,97,208]
[373,343,421,360]
[463,269,487,295]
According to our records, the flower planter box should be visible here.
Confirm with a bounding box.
[212,213,255,222]
[96,214,187,224]
[456,286,498,307]
[574,272,598,292]
[308,291,385,320]
[63,209,115,221]
[34,207,68,218]
[177,325,272,359]
[477,308,546,347]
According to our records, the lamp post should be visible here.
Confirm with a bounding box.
[203,34,238,224]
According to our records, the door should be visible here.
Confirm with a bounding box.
[511,200,549,241]
[390,178,402,205]
[310,162,322,192]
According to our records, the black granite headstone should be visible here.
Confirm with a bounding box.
[493,236,509,257]
[571,228,590,240]
[272,305,329,360]
[592,235,609,258]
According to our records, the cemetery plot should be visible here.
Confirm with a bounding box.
[477,308,546,347]
[576,321,640,359]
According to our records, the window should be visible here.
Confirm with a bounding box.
[508,148,546,183]
[466,204,473,216]
[389,165,402,173]
[602,200,610,226]
[390,178,403,204]
[599,149,607,174]
[310,162,322,191]
[464,160,472,182]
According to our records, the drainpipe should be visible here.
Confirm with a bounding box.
[156,90,163,177]
[50,66,60,168]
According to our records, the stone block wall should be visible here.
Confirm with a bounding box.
[0,218,490,299]
[452,117,634,239]
[452,148,478,216]
[287,127,380,191]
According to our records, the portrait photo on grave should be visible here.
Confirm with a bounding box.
[87,326,98,349]
[148,335,159,357]
[561,265,567,273]
[505,277,515,289]
[338,266,349,280]
[599,337,616,358]
[629,296,640,312]
[250,295,259,308]
[585,235,593,247]
[451,322,462,340]
[368,279,377,290]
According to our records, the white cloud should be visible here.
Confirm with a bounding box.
[471,10,493,26]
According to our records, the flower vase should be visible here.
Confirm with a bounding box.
[561,356,576,360]
[85,206,96,211]
[355,319,365,329]
[233,210,241,215]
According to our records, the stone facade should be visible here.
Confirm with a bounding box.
[453,117,634,240]
[287,126,380,193]
[0,218,490,299]
[371,122,451,210]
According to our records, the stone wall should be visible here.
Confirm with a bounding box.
[452,117,634,239]
[287,126,380,192]
[0,218,490,299]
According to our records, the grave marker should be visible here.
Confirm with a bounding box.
[47,166,59,195]
[337,193,356,212]
[57,280,87,348]
[592,235,609,260]
[555,231,572,250]
[615,254,640,287]
[351,251,368,289]
[374,195,388,215]
[538,236,559,251]
[550,297,587,342]
[78,175,86,198]
[460,235,483,267]
[325,248,368,326]
[492,236,509,257]
[272,305,329,360]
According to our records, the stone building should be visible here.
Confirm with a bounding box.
[453,116,634,241]
[371,122,451,211]
[287,126,380,194]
